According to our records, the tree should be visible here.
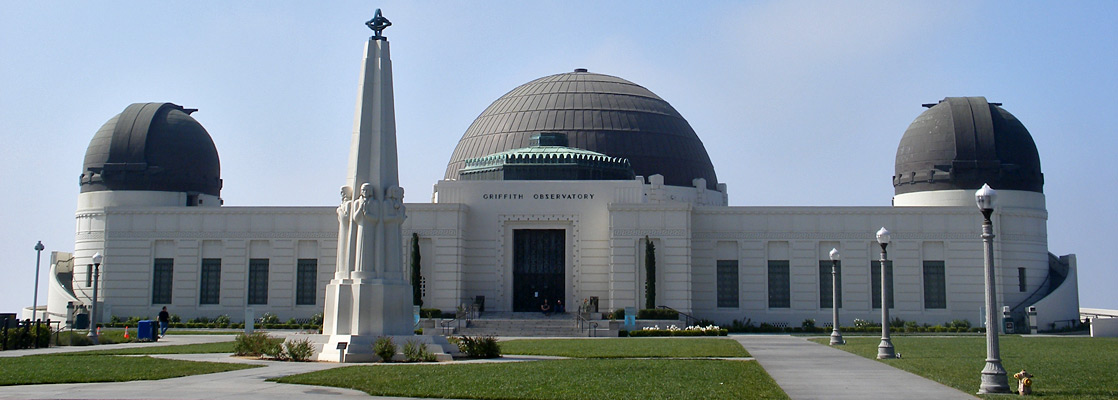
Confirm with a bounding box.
[645,236,656,309]
[411,233,422,306]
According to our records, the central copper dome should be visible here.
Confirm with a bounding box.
[444,70,718,189]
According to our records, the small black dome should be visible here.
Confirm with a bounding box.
[894,97,1043,195]
[445,71,718,189]
[80,103,222,196]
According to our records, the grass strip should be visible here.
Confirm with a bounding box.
[500,337,749,358]
[62,341,235,355]
[275,359,785,400]
[0,354,257,386]
[810,336,1118,400]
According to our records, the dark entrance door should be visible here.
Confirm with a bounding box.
[512,229,565,312]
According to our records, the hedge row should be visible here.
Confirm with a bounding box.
[106,322,318,330]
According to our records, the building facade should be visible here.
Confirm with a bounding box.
[48,71,1079,331]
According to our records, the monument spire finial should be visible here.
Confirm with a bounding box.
[366,9,392,39]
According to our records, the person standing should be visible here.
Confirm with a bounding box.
[158,306,170,337]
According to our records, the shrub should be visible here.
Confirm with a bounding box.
[234,332,284,357]
[403,339,437,362]
[260,313,280,325]
[309,313,324,326]
[213,314,231,326]
[636,309,678,320]
[374,336,397,362]
[170,314,182,323]
[420,309,443,318]
[455,335,500,358]
[728,318,755,332]
[284,338,315,362]
[56,331,93,346]
[611,308,626,320]
[889,317,906,328]
[947,319,972,329]
[4,324,52,349]
[801,318,817,331]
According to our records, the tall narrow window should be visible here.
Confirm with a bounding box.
[716,260,739,308]
[768,260,790,308]
[248,259,269,305]
[923,261,947,309]
[152,258,174,304]
[1018,267,1027,292]
[871,260,894,309]
[199,258,221,305]
[819,260,842,308]
[86,264,92,287]
[296,259,318,306]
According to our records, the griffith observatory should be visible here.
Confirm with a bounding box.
[43,19,1080,335]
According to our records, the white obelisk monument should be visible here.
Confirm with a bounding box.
[317,10,445,362]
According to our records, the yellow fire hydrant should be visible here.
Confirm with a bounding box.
[1013,370,1034,395]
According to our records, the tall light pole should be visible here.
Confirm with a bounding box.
[32,241,45,322]
[976,184,1010,394]
[829,247,844,345]
[88,252,102,345]
[876,227,895,359]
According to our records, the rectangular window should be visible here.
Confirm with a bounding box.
[819,260,842,308]
[716,260,739,308]
[1018,267,1027,292]
[248,258,269,305]
[923,261,947,309]
[871,260,894,309]
[199,258,221,305]
[86,264,92,287]
[152,258,174,304]
[296,259,318,306]
[767,260,790,308]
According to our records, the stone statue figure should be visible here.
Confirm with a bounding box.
[352,183,381,276]
[334,186,352,274]
[366,9,392,38]
[381,185,406,278]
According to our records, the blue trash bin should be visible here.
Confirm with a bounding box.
[137,320,155,342]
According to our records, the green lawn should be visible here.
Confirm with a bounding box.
[67,341,235,355]
[0,355,257,386]
[275,359,785,400]
[810,336,1118,399]
[500,337,749,358]
[276,337,780,399]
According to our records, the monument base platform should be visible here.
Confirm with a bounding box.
[303,333,460,362]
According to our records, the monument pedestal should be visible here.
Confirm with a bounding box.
[315,334,459,362]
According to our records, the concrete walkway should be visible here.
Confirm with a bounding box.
[733,335,976,400]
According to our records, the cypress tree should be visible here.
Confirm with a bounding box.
[411,233,422,306]
[645,236,656,309]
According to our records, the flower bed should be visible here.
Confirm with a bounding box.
[628,324,728,337]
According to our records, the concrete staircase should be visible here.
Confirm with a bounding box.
[432,312,616,337]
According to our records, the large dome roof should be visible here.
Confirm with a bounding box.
[894,97,1042,195]
[80,102,222,196]
[444,70,718,189]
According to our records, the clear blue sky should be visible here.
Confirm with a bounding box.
[1,1,1115,314]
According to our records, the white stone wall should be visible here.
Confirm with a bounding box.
[60,181,1072,327]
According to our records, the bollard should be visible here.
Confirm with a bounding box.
[1027,306,1038,335]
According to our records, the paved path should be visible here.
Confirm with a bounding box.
[733,335,977,400]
